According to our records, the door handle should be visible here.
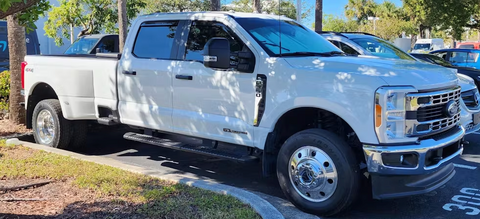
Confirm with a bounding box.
[175,75,193,80]
[123,70,136,75]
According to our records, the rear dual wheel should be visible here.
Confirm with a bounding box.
[32,99,86,150]
[277,129,360,216]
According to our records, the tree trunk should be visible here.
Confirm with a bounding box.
[118,0,128,52]
[253,0,261,13]
[0,0,40,19]
[314,0,322,31]
[210,0,220,11]
[7,15,26,125]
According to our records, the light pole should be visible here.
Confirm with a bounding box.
[368,16,380,35]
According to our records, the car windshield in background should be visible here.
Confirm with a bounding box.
[350,37,415,60]
[459,44,475,49]
[413,43,431,50]
[64,37,100,54]
[427,55,454,67]
[235,17,341,57]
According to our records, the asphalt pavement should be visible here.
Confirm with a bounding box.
[21,127,480,219]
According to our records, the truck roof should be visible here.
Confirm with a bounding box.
[140,11,294,21]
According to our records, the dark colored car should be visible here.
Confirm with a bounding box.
[411,53,480,89]
[64,34,119,55]
[430,48,480,69]
[0,21,41,71]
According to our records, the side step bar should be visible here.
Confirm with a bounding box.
[123,132,258,162]
[97,117,118,126]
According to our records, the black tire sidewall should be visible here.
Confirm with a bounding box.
[277,129,359,215]
[32,100,69,148]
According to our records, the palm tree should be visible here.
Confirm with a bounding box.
[315,0,322,31]
[118,0,127,51]
[211,0,220,11]
[253,0,261,13]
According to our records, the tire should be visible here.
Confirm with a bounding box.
[276,128,360,216]
[69,121,88,150]
[32,99,73,149]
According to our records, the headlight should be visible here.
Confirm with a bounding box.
[375,86,417,143]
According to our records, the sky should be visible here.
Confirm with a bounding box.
[305,0,403,26]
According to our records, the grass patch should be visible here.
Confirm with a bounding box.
[0,142,260,219]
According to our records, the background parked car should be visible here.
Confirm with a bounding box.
[0,21,41,71]
[411,53,480,90]
[318,31,417,60]
[456,42,480,49]
[64,34,119,55]
[411,38,445,53]
[430,48,480,69]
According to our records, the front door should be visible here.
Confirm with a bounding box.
[118,20,183,132]
[172,20,257,146]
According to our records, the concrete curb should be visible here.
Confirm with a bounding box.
[16,140,285,219]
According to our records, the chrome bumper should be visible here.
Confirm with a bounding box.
[363,125,465,175]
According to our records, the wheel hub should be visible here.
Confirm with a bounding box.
[296,161,324,188]
[289,146,338,202]
[36,109,55,145]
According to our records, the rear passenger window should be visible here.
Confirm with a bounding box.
[338,42,359,55]
[133,21,178,59]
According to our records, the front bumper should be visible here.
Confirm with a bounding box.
[363,125,465,199]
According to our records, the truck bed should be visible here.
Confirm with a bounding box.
[24,54,119,120]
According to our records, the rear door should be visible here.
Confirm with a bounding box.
[117,20,184,132]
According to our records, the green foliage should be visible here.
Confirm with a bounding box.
[225,0,312,21]
[322,14,359,32]
[17,0,50,33]
[344,0,377,24]
[0,0,23,13]
[143,0,210,13]
[0,70,9,111]
[44,0,146,46]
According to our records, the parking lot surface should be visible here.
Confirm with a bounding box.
[24,128,480,218]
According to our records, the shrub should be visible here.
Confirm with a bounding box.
[0,70,10,111]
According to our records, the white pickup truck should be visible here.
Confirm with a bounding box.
[21,12,466,216]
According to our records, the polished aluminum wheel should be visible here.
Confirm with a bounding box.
[289,146,338,202]
[36,109,55,145]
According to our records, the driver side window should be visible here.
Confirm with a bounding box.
[184,21,243,62]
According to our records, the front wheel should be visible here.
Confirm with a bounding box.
[276,128,360,216]
[32,99,73,149]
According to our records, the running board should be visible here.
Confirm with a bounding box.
[123,132,258,162]
[97,117,118,126]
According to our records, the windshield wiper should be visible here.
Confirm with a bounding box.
[260,41,291,51]
[281,51,346,57]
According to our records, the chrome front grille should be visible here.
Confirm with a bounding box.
[461,89,480,110]
[417,105,445,122]
[405,86,461,137]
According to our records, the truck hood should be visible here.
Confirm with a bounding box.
[283,56,458,91]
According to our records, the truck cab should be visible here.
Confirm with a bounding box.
[22,12,465,216]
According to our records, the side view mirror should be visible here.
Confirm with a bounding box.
[203,37,231,69]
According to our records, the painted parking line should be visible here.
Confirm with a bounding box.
[454,163,478,170]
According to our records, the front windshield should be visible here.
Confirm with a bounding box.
[350,37,415,60]
[64,37,100,54]
[413,43,431,50]
[235,17,341,57]
[426,55,453,67]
